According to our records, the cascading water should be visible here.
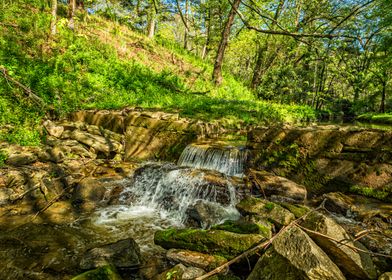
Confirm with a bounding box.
[177,143,248,177]
[89,163,241,252]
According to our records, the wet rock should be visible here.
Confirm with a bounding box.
[43,120,64,138]
[379,272,392,280]
[166,249,226,270]
[80,238,141,270]
[71,265,122,280]
[301,211,377,279]
[154,228,265,259]
[247,226,346,280]
[248,170,307,202]
[236,197,295,228]
[186,200,239,228]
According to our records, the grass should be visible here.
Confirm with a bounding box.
[356,113,392,125]
[0,1,316,146]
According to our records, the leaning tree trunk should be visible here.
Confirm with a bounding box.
[68,0,76,30]
[50,0,57,35]
[212,0,241,86]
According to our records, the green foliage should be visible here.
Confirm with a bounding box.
[0,150,8,167]
[349,185,392,202]
[0,1,317,146]
[357,113,392,125]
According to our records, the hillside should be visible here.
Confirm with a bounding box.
[0,1,315,146]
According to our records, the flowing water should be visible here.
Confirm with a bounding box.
[178,142,248,177]
[84,162,242,253]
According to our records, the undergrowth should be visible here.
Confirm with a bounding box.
[0,0,316,146]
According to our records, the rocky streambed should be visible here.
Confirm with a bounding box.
[0,109,391,280]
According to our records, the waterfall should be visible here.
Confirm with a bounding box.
[178,143,247,177]
[94,163,240,231]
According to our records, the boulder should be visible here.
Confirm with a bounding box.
[236,197,295,228]
[249,170,307,202]
[247,226,346,280]
[71,265,122,280]
[43,120,64,138]
[301,211,377,279]
[80,238,141,270]
[379,272,392,280]
[154,228,265,259]
[166,249,226,270]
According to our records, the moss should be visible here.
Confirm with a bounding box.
[279,202,310,218]
[71,265,122,280]
[211,220,265,235]
[264,202,275,211]
[349,185,392,202]
[154,228,264,259]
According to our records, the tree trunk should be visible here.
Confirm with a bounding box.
[147,0,156,38]
[184,0,189,49]
[202,7,211,59]
[50,0,57,35]
[212,0,241,85]
[380,80,386,113]
[68,0,76,30]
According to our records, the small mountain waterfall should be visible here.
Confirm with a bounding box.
[178,143,247,177]
[92,164,240,242]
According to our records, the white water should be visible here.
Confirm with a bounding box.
[89,163,241,252]
[178,143,247,177]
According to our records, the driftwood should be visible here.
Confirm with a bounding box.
[0,66,45,107]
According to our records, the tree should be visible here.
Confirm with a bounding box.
[212,0,241,85]
[50,0,58,35]
[68,0,77,29]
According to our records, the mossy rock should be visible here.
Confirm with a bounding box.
[278,202,310,218]
[71,265,122,280]
[154,228,265,259]
[236,197,295,228]
[211,218,273,238]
